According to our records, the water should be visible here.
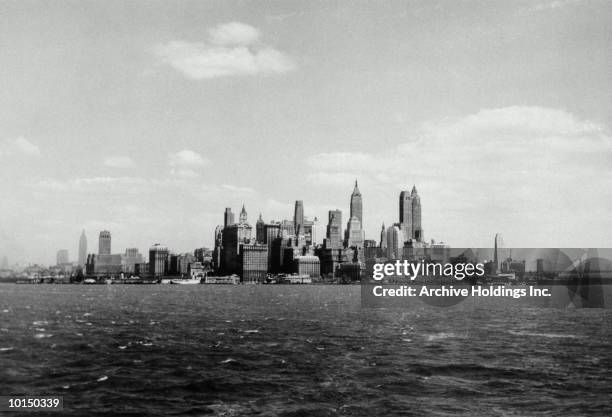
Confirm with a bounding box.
[1,284,611,416]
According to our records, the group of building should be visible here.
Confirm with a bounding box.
[53,181,457,283]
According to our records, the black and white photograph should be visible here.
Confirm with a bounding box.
[0,1,611,416]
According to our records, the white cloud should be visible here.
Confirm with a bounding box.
[155,22,295,79]
[169,149,209,178]
[305,106,612,246]
[208,22,260,46]
[0,137,41,157]
[221,184,256,194]
[527,0,582,12]
[104,155,135,168]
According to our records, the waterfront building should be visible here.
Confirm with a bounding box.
[122,247,144,274]
[78,229,87,266]
[221,209,252,275]
[386,225,403,260]
[56,249,69,265]
[149,244,169,277]
[293,255,320,278]
[98,230,111,255]
[240,244,268,283]
[212,226,223,271]
[264,222,281,271]
[337,262,362,282]
[194,247,212,263]
[315,247,349,278]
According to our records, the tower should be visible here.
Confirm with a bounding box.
[386,226,403,260]
[78,229,87,266]
[399,190,412,242]
[380,223,387,249]
[325,210,343,249]
[224,208,235,228]
[239,204,248,224]
[349,180,362,225]
[98,230,111,255]
[294,200,304,236]
[411,186,422,241]
[256,213,265,244]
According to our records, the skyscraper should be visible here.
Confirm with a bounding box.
[98,230,111,255]
[349,180,362,225]
[78,229,87,266]
[325,209,343,249]
[345,181,364,248]
[411,186,423,240]
[380,223,387,249]
[344,216,364,248]
[149,244,169,277]
[256,213,265,244]
[224,208,235,228]
[294,200,304,236]
[239,204,248,224]
[386,226,403,260]
[399,185,423,241]
[399,190,412,241]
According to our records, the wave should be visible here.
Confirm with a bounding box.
[508,330,578,339]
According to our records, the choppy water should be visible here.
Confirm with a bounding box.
[0,284,611,416]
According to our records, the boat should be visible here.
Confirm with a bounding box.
[169,278,202,285]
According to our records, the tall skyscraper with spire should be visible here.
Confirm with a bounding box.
[411,186,423,240]
[78,229,87,266]
[345,180,365,248]
[239,204,248,224]
[380,223,387,249]
[399,185,423,241]
[349,180,362,225]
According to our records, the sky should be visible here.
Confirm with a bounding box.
[0,0,611,265]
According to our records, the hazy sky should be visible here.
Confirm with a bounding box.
[1,0,611,264]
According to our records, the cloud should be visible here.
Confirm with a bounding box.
[155,22,295,79]
[104,156,135,168]
[169,149,209,178]
[208,22,260,46]
[527,0,582,12]
[0,137,41,157]
[305,106,612,246]
[221,184,256,194]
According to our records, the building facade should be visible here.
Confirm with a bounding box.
[98,230,111,255]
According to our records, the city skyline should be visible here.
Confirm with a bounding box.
[1,1,611,264]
